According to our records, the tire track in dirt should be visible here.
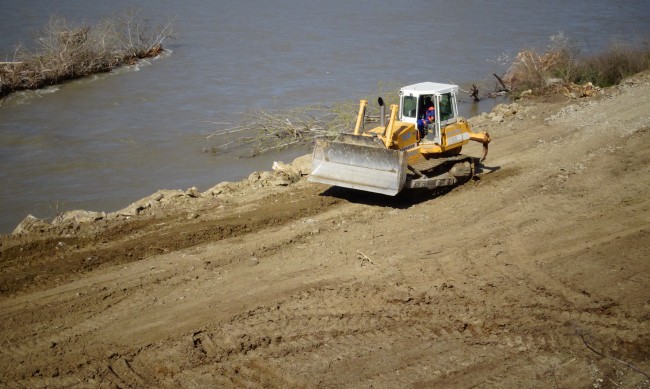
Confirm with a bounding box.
[99,277,591,387]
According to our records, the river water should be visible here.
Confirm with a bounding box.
[1,0,649,233]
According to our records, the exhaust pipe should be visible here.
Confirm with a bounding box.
[378,97,386,127]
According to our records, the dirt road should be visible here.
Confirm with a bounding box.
[1,74,649,388]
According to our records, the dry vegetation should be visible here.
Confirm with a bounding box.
[204,81,402,157]
[0,9,174,98]
[505,32,650,95]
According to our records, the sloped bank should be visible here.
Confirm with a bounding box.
[10,155,313,237]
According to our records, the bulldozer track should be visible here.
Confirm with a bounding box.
[410,154,473,174]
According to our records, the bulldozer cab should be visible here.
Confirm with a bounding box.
[398,82,459,144]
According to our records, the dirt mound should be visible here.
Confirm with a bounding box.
[1,74,649,387]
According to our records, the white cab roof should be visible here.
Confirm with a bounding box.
[400,82,458,96]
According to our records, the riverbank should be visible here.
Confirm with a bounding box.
[1,72,649,387]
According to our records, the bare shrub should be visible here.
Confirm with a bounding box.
[506,32,579,94]
[576,40,650,87]
[0,9,174,97]
[505,32,650,95]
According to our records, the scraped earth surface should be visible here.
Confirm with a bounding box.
[1,73,649,388]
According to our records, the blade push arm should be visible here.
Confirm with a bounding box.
[469,131,491,161]
[353,100,368,135]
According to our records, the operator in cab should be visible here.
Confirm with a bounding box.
[417,106,435,139]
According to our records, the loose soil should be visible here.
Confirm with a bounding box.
[1,73,649,388]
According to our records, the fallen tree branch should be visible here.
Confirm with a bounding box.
[356,250,374,265]
[576,329,649,379]
[204,85,401,157]
[205,104,358,155]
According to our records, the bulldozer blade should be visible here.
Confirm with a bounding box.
[308,136,408,196]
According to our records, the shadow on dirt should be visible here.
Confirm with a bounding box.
[320,186,453,209]
[475,160,501,175]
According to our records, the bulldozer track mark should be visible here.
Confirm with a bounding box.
[199,306,513,384]
[221,313,569,369]
[103,357,147,389]
[192,331,222,359]
[368,358,448,388]
[193,281,635,380]
[230,358,298,389]
[192,285,494,364]
[454,355,521,389]
[177,358,291,389]
[358,338,512,387]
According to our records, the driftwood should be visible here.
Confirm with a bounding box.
[449,81,480,102]
[470,84,480,102]
[493,73,510,92]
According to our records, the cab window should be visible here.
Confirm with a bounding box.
[402,96,417,118]
[439,93,454,121]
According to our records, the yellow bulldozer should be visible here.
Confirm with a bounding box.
[308,82,491,195]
